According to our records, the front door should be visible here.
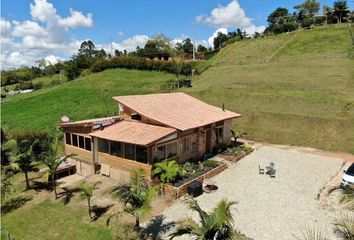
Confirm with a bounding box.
[205,129,211,155]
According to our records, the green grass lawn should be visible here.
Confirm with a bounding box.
[1,69,175,134]
[1,199,112,240]
[182,24,354,154]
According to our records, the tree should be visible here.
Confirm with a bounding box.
[323,5,333,24]
[77,181,101,219]
[115,49,122,57]
[197,44,208,53]
[213,32,229,49]
[109,169,157,228]
[152,160,181,184]
[333,0,350,24]
[78,40,97,56]
[41,139,75,199]
[3,139,38,190]
[294,0,320,17]
[169,198,241,240]
[144,34,170,54]
[266,7,297,34]
[181,38,194,54]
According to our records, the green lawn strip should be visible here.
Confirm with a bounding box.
[1,199,112,240]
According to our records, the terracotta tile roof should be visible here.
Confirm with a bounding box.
[58,116,121,128]
[113,92,241,131]
[90,120,176,146]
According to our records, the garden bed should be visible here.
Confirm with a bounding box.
[217,145,253,163]
[163,162,228,199]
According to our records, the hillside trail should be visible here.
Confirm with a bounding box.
[265,30,299,63]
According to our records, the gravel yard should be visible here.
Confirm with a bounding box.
[157,145,347,240]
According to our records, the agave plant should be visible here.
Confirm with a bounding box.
[169,198,237,240]
[294,226,330,240]
[152,160,181,184]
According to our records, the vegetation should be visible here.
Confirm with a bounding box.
[184,24,354,154]
[170,198,249,240]
[1,199,112,240]
[294,227,330,240]
[334,214,354,240]
[109,169,157,228]
[3,139,38,190]
[152,160,181,184]
[77,181,102,219]
[40,139,74,199]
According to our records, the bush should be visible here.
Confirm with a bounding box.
[14,81,34,90]
[202,160,220,168]
[33,82,43,90]
[50,79,61,86]
[91,56,192,76]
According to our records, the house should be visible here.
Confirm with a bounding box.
[143,52,171,61]
[58,92,241,182]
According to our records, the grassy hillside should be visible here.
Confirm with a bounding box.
[1,69,175,134]
[1,24,353,153]
[184,24,354,153]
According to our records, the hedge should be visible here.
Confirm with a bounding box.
[91,56,192,76]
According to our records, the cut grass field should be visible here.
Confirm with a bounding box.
[1,69,175,134]
[1,24,353,153]
[184,24,354,154]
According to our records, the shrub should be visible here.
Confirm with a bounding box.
[242,144,254,155]
[50,79,61,86]
[202,160,219,168]
[91,56,192,76]
[33,82,43,90]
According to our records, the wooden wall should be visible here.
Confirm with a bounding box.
[98,152,152,177]
[65,144,93,164]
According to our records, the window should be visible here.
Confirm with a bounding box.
[72,134,78,147]
[166,142,177,159]
[98,139,109,153]
[180,137,192,153]
[110,141,122,157]
[65,133,71,145]
[131,113,141,121]
[85,137,91,151]
[124,143,135,160]
[215,127,224,144]
[78,136,85,149]
[155,145,165,161]
[136,146,148,163]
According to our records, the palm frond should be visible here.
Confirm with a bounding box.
[186,197,208,225]
[293,226,330,240]
[211,199,236,229]
[169,217,199,239]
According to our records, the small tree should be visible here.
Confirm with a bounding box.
[170,198,241,240]
[109,169,157,228]
[41,139,75,199]
[152,160,180,184]
[3,139,38,190]
[77,181,101,219]
[333,0,350,24]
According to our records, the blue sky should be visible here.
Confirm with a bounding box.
[1,0,353,68]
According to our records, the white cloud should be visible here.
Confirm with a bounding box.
[243,25,266,36]
[117,31,124,37]
[12,20,48,37]
[208,27,228,46]
[59,9,93,28]
[112,35,149,52]
[1,0,93,69]
[44,55,64,65]
[204,0,252,28]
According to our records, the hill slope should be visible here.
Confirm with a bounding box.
[1,24,353,153]
[184,24,354,153]
[1,69,175,133]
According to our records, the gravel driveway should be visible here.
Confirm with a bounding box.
[156,146,346,240]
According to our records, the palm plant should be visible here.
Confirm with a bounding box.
[294,226,330,240]
[152,160,181,184]
[77,181,101,219]
[170,198,237,240]
[41,138,75,199]
[334,214,354,240]
[3,139,38,190]
[110,169,157,228]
